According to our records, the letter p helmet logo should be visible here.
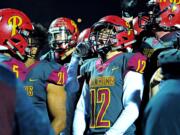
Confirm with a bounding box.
[8,16,22,36]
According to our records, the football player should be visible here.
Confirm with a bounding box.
[0,8,54,135]
[143,49,180,135]
[23,23,67,135]
[40,17,79,64]
[0,8,32,80]
[64,27,95,135]
[142,0,180,97]
[73,15,146,135]
[142,0,180,134]
[40,17,80,135]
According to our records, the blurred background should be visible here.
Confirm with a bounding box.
[0,0,148,31]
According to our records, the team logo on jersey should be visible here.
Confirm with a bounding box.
[90,76,115,87]
[29,78,38,82]
[8,16,23,36]
[111,67,119,71]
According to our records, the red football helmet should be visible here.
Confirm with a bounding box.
[89,15,135,53]
[77,28,91,44]
[76,28,94,57]
[147,0,180,27]
[158,0,180,26]
[0,8,33,60]
[133,16,149,35]
[48,17,79,55]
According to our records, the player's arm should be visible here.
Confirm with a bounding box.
[66,52,80,93]
[105,71,144,135]
[149,67,164,98]
[47,83,66,135]
[73,81,90,135]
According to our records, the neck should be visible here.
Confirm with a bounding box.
[101,50,122,62]
[107,50,122,59]
[25,57,37,67]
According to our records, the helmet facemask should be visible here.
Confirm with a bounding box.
[49,26,74,51]
[90,21,132,56]
[0,8,33,61]
[49,26,76,62]
[90,23,118,56]
[26,36,41,59]
[6,28,32,61]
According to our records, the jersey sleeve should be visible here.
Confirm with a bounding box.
[127,52,147,74]
[47,65,67,86]
[80,59,93,76]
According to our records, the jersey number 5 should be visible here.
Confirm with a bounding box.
[13,65,19,78]
[90,88,111,128]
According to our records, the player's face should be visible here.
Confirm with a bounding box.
[54,30,71,50]
[93,28,115,51]
[55,31,68,42]
[97,28,112,44]
[27,37,39,58]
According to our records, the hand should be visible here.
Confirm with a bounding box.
[150,67,164,88]
[75,42,90,57]
[149,67,164,97]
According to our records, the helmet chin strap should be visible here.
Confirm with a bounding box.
[60,47,75,60]
[6,41,25,60]
[97,45,112,62]
[111,39,136,51]
[25,47,33,58]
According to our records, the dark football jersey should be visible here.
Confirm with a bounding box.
[143,49,180,135]
[143,79,180,135]
[23,60,67,122]
[80,52,146,134]
[0,54,26,80]
[0,63,55,135]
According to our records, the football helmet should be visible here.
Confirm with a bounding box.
[77,28,91,44]
[48,17,79,57]
[89,15,135,54]
[76,28,93,57]
[0,8,33,60]
[133,16,149,35]
[146,0,180,27]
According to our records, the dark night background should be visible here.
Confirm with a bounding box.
[0,0,148,31]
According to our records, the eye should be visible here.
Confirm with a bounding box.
[11,38,20,43]
[122,36,128,40]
